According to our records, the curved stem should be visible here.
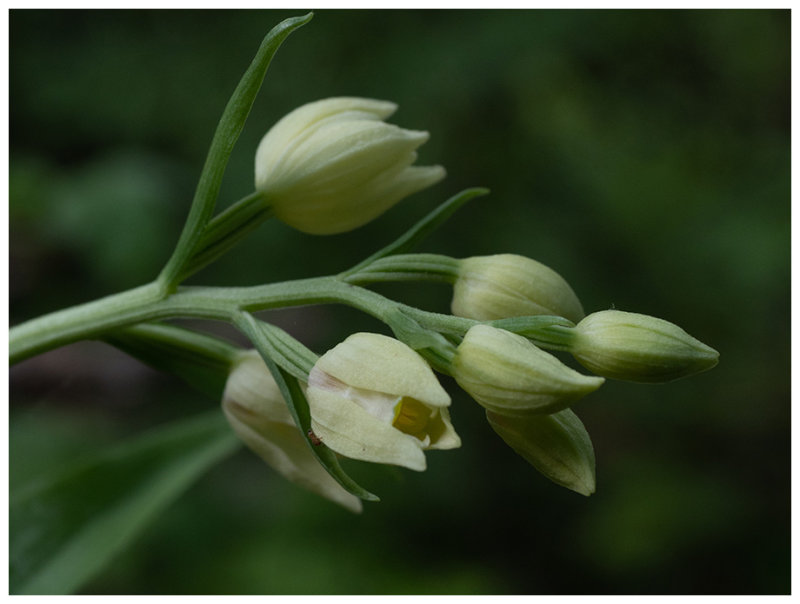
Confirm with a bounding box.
[9,271,573,367]
[9,282,168,364]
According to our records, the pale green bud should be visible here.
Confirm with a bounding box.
[306,333,460,471]
[486,408,596,496]
[570,310,720,382]
[451,325,604,416]
[255,97,445,234]
[451,254,584,323]
[222,351,362,513]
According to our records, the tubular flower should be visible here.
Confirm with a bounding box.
[451,324,604,416]
[222,350,362,513]
[486,408,596,496]
[451,254,584,323]
[569,310,720,383]
[255,97,445,234]
[306,332,460,471]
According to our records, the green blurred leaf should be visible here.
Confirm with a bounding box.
[10,411,240,595]
[104,323,240,400]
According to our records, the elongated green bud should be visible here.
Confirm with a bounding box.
[486,408,596,496]
[450,325,604,416]
[451,254,584,323]
[255,97,445,234]
[569,310,719,382]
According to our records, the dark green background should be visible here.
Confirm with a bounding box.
[9,9,790,594]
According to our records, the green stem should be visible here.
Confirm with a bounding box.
[9,273,573,368]
[176,191,273,283]
[342,253,460,285]
[9,282,167,364]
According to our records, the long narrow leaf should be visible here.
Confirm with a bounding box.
[160,13,313,285]
[10,412,240,595]
[341,187,489,278]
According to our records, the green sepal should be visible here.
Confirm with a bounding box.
[234,312,380,502]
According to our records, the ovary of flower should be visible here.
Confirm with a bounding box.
[255,97,445,235]
[222,351,362,513]
[306,333,460,471]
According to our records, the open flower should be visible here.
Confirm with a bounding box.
[223,350,362,513]
[255,97,445,234]
[451,324,604,416]
[306,332,460,471]
[451,254,584,323]
[569,310,719,382]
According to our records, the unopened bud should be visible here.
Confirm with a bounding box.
[569,310,719,382]
[451,254,584,323]
[486,408,596,496]
[451,325,604,416]
[255,97,445,234]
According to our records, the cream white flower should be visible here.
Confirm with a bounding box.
[306,332,460,471]
[451,254,584,323]
[255,97,445,234]
[222,350,362,513]
[451,324,604,416]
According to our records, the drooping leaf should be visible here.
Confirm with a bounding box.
[10,411,240,595]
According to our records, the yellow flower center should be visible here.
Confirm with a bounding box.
[392,397,431,440]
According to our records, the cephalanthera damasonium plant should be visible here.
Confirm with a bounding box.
[10,13,718,518]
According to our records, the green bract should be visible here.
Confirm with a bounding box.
[451,325,604,416]
[569,310,720,383]
[486,408,596,496]
[223,350,362,512]
[255,97,445,234]
[306,332,460,471]
[451,253,584,323]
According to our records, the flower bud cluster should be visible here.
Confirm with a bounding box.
[221,96,718,505]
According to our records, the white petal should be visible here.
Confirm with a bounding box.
[314,333,451,408]
[308,387,427,471]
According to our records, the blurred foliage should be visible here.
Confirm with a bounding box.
[9,9,789,594]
